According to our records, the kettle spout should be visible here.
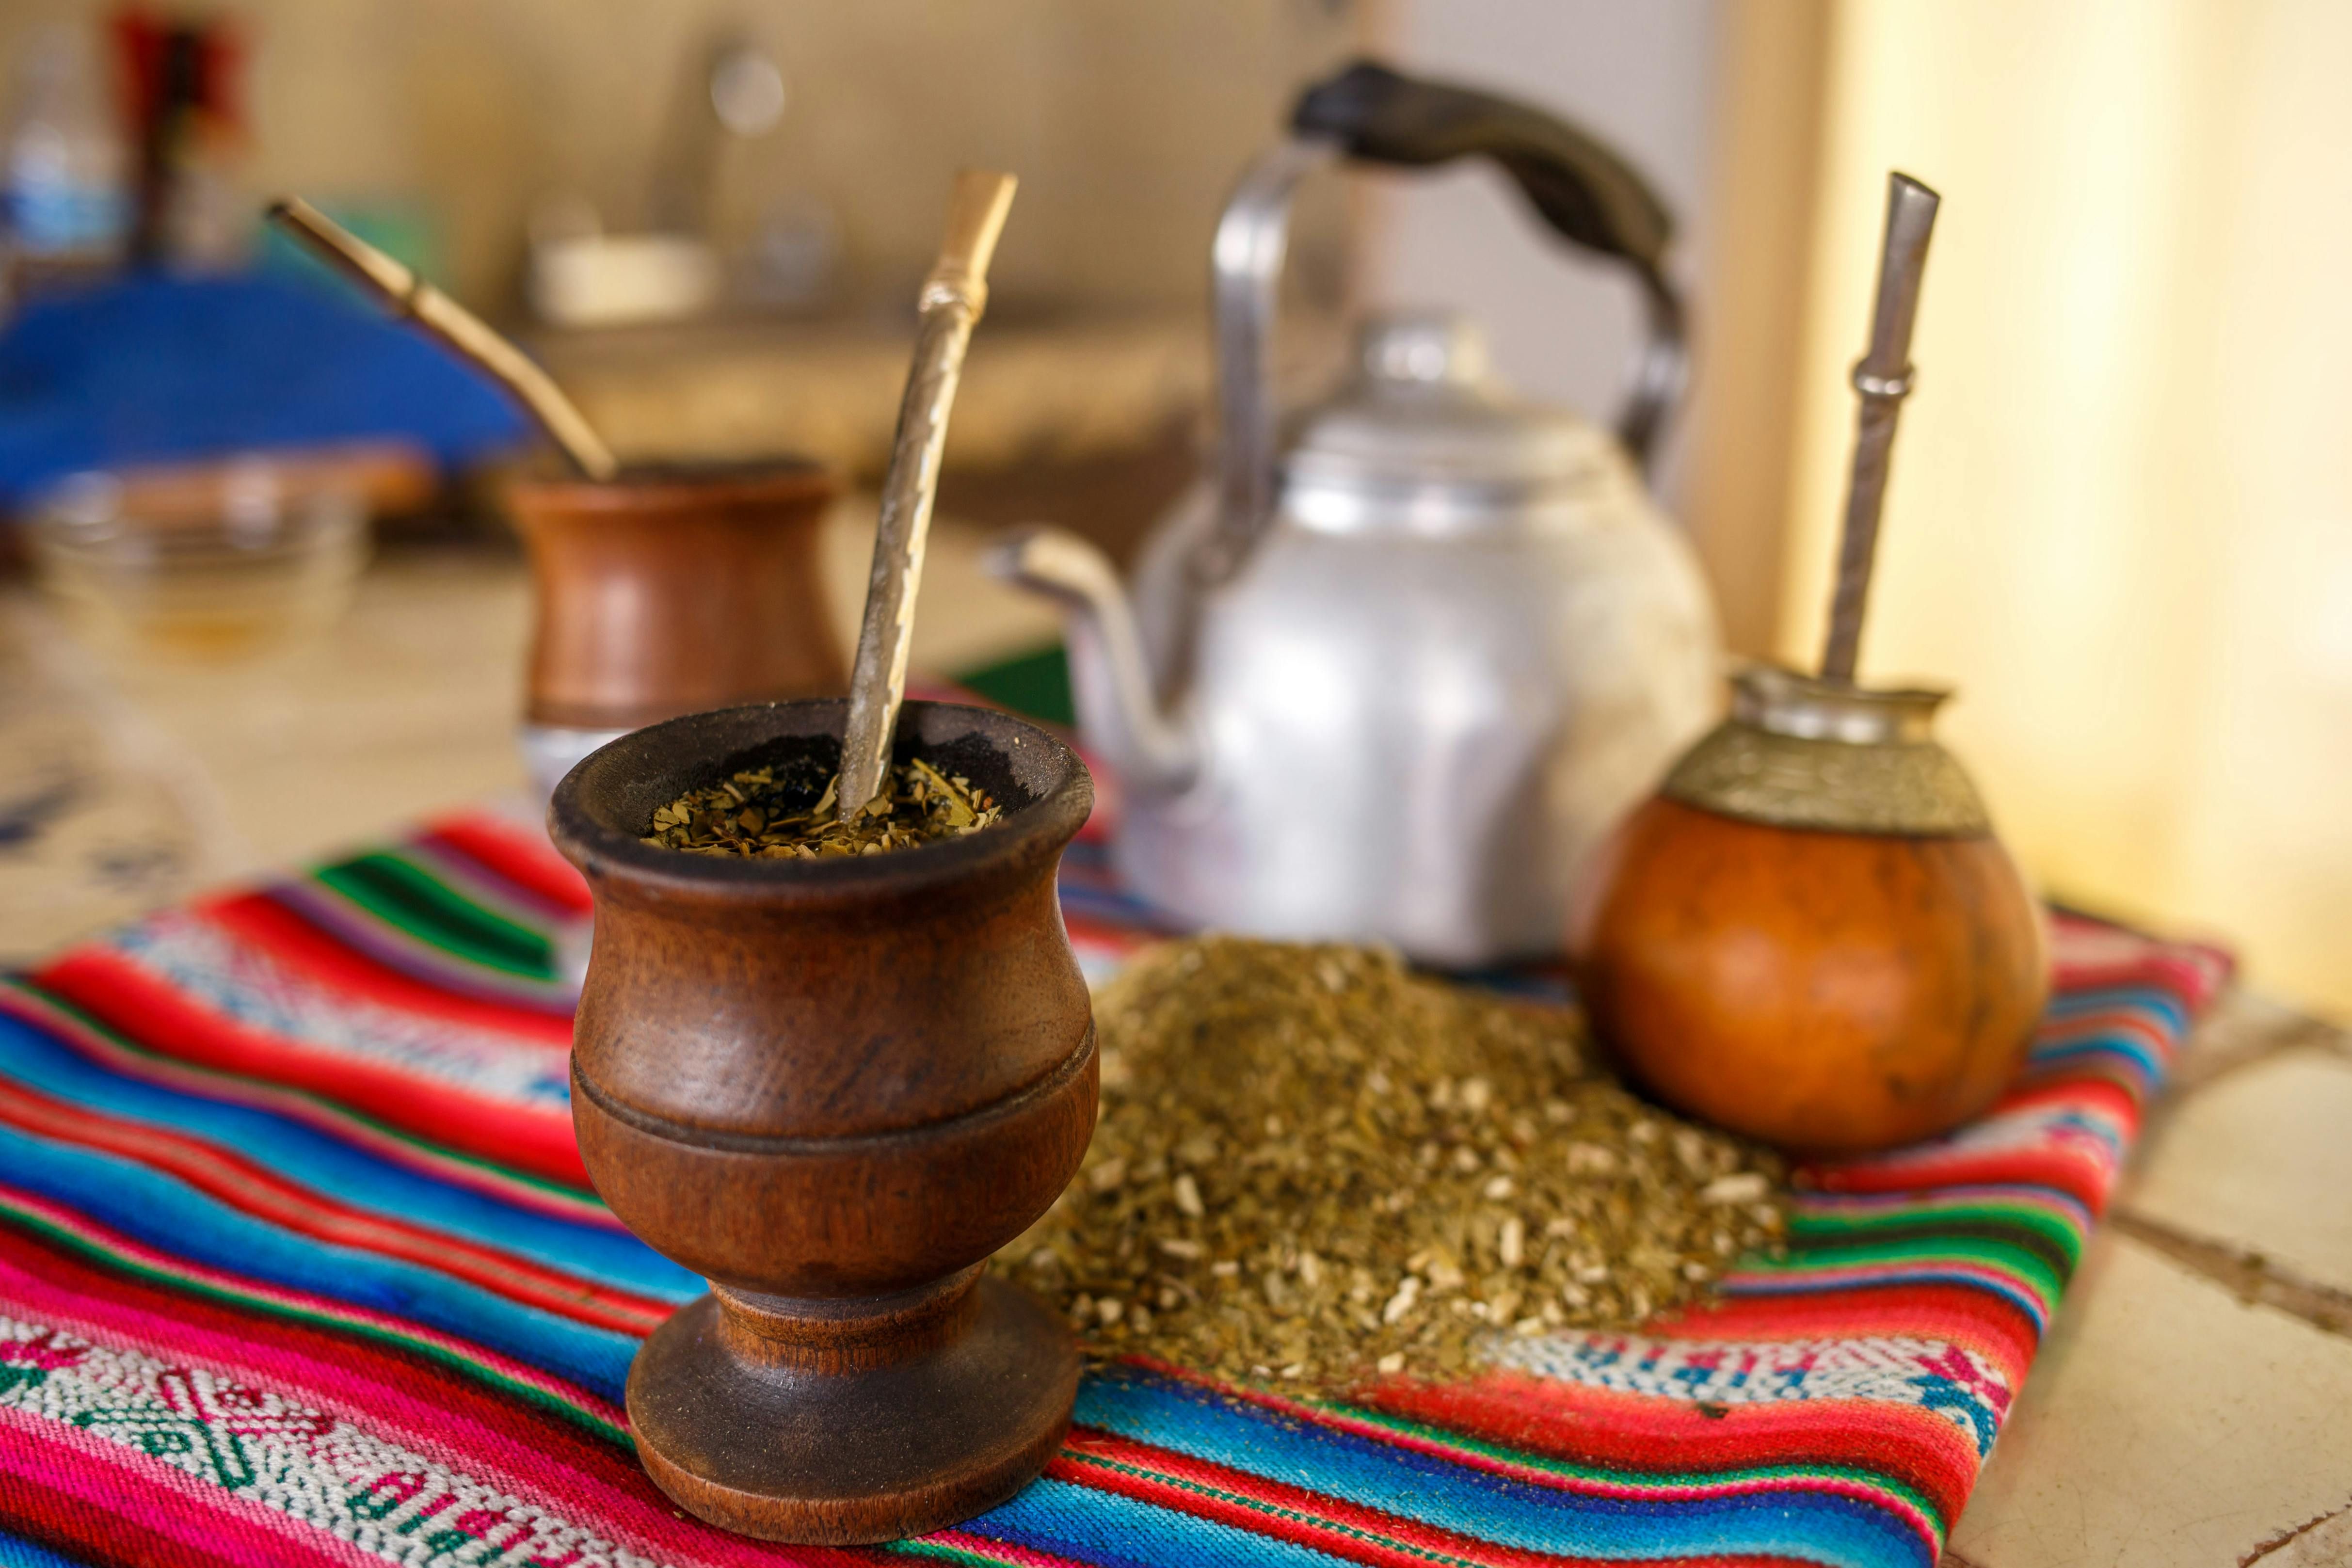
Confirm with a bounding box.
[984,528,1199,794]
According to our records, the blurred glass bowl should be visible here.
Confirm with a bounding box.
[26,451,394,659]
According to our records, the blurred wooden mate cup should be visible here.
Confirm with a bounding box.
[508,460,845,800]
[1571,174,2047,1155]
[261,199,848,799]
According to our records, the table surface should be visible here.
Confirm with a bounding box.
[1,542,2347,1568]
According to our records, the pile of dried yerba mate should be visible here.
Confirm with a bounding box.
[641,756,1003,858]
[998,935,1787,1395]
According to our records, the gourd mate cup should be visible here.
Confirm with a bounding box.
[1571,666,2046,1153]
[1572,173,2047,1155]
[550,699,1095,1543]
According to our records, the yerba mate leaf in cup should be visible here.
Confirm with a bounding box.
[643,755,1004,858]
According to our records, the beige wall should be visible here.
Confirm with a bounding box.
[1776,0,2352,1014]
[0,0,1359,313]
[1677,0,1827,657]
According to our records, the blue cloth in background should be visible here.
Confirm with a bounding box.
[0,273,531,507]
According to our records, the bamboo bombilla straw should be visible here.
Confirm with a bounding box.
[266,197,619,482]
[1818,173,1940,684]
[837,168,1019,820]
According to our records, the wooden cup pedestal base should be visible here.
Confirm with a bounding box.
[624,1272,1078,1541]
[551,700,1097,1545]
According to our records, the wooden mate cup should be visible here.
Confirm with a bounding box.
[510,461,845,735]
[265,203,848,784]
[507,460,845,805]
[549,699,1095,1542]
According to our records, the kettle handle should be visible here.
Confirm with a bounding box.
[1295,61,1687,464]
[1200,59,1688,590]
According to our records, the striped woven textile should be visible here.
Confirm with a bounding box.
[0,803,2225,1568]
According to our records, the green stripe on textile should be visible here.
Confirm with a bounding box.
[315,853,554,978]
[1763,1231,2067,1307]
[889,1544,1028,1566]
[1287,1396,1943,1532]
[955,641,1075,729]
[0,979,603,1218]
[0,1189,630,1448]
[1790,1203,2085,1272]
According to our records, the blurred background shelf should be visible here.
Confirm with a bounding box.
[528,305,1229,566]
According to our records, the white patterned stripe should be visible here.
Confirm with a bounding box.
[108,914,573,1114]
[1487,1330,2014,1456]
[0,1316,668,1568]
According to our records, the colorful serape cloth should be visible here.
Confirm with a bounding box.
[0,805,2226,1568]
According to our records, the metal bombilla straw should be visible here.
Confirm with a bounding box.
[837,169,1019,820]
[1819,172,1940,685]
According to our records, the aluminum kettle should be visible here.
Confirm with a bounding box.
[991,61,1720,965]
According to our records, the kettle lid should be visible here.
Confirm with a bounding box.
[1280,312,1616,525]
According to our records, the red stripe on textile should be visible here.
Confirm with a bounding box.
[419,813,593,915]
[0,1177,623,1434]
[1365,1375,1974,1533]
[1990,1074,2144,1125]
[0,1401,374,1568]
[0,984,609,1224]
[1802,1142,2118,1210]
[2045,920,2231,1004]
[32,946,588,1188]
[0,1224,877,1568]
[0,1076,664,1334]
[2032,1004,2175,1047]
[0,1464,273,1568]
[1061,913,1160,957]
[202,893,575,1045]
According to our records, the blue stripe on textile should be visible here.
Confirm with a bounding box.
[0,1529,86,1568]
[1722,1265,2051,1332]
[2039,984,2187,1034]
[1056,848,1183,929]
[0,1120,638,1401]
[1067,1367,1935,1568]
[2024,1038,2163,1100]
[969,1475,1371,1568]
[2029,1028,2164,1074]
[0,1012,695,1300]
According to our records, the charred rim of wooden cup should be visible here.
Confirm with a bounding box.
[548,698,1093,900]
[508,453,832,502]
